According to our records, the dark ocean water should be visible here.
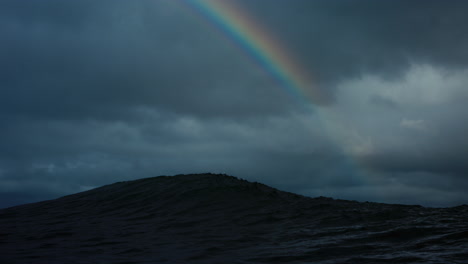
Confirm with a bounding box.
[1,174,468,263]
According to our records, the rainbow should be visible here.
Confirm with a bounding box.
[181,0,372,199]
[183,0,325,106]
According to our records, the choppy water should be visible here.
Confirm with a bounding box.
[1,174,468,263]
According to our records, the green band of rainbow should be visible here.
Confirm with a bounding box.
[182,0,370,197]
[185,0,323,106]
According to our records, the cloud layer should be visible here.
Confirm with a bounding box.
[1,0,468,207]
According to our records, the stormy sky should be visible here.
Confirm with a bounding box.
[1,0,468,208]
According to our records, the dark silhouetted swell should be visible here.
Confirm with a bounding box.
[1,173,468,263]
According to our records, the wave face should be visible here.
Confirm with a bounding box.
[1,173,468,263]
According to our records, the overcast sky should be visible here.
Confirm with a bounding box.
[1,0,468,208]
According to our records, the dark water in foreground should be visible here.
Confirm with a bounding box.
[1,174,468,263]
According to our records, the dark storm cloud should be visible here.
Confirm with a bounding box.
[241,0,468,85]
[1,0,468,208]
[3,0,468,118]
[361,129,468,177]
[0,0,296,122]
[3,0,467,120]
[0,111,336,207]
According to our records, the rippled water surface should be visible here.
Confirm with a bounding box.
[1,174,468,263]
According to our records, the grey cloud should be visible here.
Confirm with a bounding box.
[0,0,296,122]
[241,0,468,87]
[0,111,339,207]
[369,95,398,109]
[1,0,468,208]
